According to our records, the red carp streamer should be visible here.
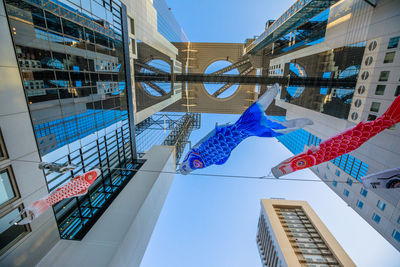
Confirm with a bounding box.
[13,169,101,225]
[272,95,400,178]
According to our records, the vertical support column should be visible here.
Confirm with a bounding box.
[121,3,137,158]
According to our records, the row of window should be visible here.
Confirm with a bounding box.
[0,129,30,254]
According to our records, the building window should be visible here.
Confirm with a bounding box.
[361,71,369,80]
[0,168,18,207]
[335,170,340,177]
[379,71,390,81]
[354,99,362,107]
[395,86,400,97]
[365,56,373,66]
[388,36,400,49]
[383,52,395,63]
[370,102,381,112]
[130,18,135,35]
[0,130,6,160]
[356,200,364,209]
[368,114,377,121]
[343,189,349,197]
[130,38,136,55]
[351,112,359,121]
[372,213,381,224]
[326,164,330,170]
[347,178,353,186]
[369,40,377,51]
[0,205,30,253]
[375,85,386,95]
[392,230,400,242]
[333,181,337,187]
[377,200,386,211]
[323,174,327,179]
[360,188,368,197]
[358,85,366,95]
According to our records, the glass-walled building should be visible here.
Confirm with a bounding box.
[153,0,188,43]
[2,0,141,241]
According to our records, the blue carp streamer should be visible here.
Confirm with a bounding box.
[180,84,313,174]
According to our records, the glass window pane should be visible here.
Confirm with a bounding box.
[379,71,390,81]
[384,52,395,63]
[370,102,381,112]
[395,86,400,97]
[388,36,400,49]
[0,169,16,206]
[375,85,386,95]
[0,207,28,252]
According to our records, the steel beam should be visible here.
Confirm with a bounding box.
[162,113,201,164]
[134,73,357,88]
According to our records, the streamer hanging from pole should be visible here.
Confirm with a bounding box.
[179,84,313,174]
[271,95,400,178]
[361,167,400,189]
[10,169,101,225]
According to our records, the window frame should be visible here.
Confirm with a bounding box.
[356,200,364,209]
[0,204,30,255]
[0,129,8,161]
[392,230,400,242]
[375,85,386,96]
[378,71,390,82]
[383,51,395,64]
[370,102,381,112]
[372,213,381,224]
[360,188,368,197]
[0,166,20,210]
[343,189,349,197]
[388,36,400,49]
[377,200,386,211]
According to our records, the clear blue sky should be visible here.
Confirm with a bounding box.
[140,1,400,266]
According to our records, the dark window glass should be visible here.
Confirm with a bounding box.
[0,169,16,206]
[375,85,386,95]
[388,36,400,49]
[45,11,62,33]
[370,102,381,112]
[368,114,377,121]
[379,71,390,81]
[130,18,135,35]
[61,18,84,40]
[0,207,29,253]
[384,52,395,63]
[0,130,5,159]
[395,86,400,97]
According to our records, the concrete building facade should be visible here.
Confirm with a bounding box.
[257,199,355,267]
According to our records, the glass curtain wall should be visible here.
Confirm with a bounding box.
[4,0,141,240]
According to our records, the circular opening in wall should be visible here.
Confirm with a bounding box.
[357,85,366,94]
[361,71,369,80]
[139,59,171,97]
[204,60,239,99]
[365,56,373,66]
[354,99,362,107]
[368,41,377,51]
[351,112,359,121]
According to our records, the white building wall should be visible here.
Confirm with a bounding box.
[0,0,59,265]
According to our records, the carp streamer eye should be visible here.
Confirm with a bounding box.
[192,159,204,169]
[296,159,307,167]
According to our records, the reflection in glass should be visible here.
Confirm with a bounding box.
[0,169,15,206]
[281,42,366,119]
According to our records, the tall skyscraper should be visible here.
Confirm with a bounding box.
[246,0,400,251]
[257,199,355,267]
[0,0,197,266]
